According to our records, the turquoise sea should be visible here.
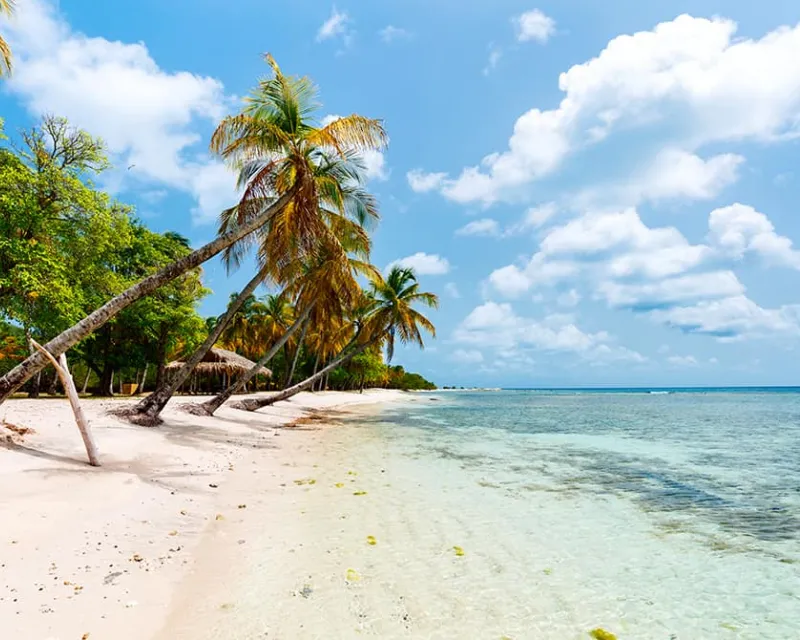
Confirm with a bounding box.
[362,388,800,638]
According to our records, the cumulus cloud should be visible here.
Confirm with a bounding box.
[456,219,501,237]
[455,204,557,239]
[485,201,800,341]
[578,150,745,209]
[388,252,450,276]
[598,271,745,309]
[454,302,646,364]
[417,14,800,205]
[317,7,350,42]
[709,204,800,269]
[483,45,503,76]
[2,0,236,224]
[651,296,800,340]
[407,169,447,193]
[514,9,556,43]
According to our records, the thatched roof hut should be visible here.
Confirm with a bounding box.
[166,348,271,378]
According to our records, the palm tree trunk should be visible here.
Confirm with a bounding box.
[140,363,148,394]
[310,352,320,392]
[233,341,370,412]
[0,188,297,407]
[128,264,270,424]
[283,316,309,390]
[200,303,314,415]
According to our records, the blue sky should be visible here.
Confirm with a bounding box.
[3,0,800,387]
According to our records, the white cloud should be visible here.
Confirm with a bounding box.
[456,218,500,237]
[454,302,646,363]
[445,282,461,298]
[488,254,579,298]
[3,0,235,224]
[514,203,557,231]
[389,252,450,276]
[317,7,350,42]
[379,26,410,43]
[598,271,745,309]
[515,9,556,44]
[407,169,446,193]
[189,162,240,224]
[536,209,710,280]
[667,355,699,367]
[483,45,503,76]
[650,296,800,340]
[637,150,744,202]
[361,148,389,181]
[452,349,484,364]
[578,150,744,209]
[418,14,800,205]
[455,204,557,240]
[709,203,800,268]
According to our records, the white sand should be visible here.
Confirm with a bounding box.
[0,390,406,640]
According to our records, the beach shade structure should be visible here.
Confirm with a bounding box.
[166,348,271,394]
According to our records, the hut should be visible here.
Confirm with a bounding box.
[165,348,271,394]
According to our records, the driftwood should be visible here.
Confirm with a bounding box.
[30,341,101,467]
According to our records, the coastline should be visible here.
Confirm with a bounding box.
[0,390,408,640]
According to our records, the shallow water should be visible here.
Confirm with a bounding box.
[363,390,800,638]
[174,390,800,639]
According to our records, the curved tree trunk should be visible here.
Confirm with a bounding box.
[200,303,314,415]
[0,187,297,407]
[232,342,370,412]
[283,315,309,389]
[310,352,320,392]
[128,264,270,424]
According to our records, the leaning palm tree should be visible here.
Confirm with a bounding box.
[0,55,385,407]
[1,0,15,76]
[233,267,438,411]
[127,264,270,424]
[123,57,385,424]
[197,228,377,415]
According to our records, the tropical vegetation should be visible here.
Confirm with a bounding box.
[0,55,438,422]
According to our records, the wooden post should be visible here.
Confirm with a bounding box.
[31,341,101,467]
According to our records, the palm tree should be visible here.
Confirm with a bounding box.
[219,294,265,360]
[365,266,438,362]
[233,267,437,411]
[122,56,385,424]
[198,236,377,415]
[0,55,386,408]
[1,0,15,76]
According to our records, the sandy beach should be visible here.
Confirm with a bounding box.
[0,390,407,640]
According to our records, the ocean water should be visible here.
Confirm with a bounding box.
[357,389,800,639]
[169,389,800,640]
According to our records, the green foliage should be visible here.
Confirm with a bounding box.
[0,115,209,394]
[0,320,24,376]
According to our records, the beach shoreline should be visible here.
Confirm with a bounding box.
[0,389,408,640]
